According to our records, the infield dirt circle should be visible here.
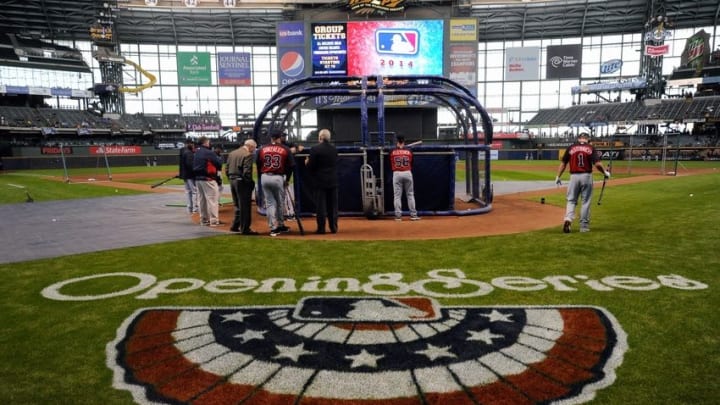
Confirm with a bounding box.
[73,166,714,240]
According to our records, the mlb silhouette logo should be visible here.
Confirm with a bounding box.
[376,29,419,55]
[293,296,441,322]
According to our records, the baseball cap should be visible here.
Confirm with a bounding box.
[270,130,283,139]
[578,132,589,139]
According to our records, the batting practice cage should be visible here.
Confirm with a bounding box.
[253,75,494,218]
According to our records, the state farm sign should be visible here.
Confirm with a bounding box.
[89,146,142,155]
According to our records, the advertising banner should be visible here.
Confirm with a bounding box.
[571,78,647,94]
[505,47,540,81]
[311,23,348,76]
[448,44,477,95]
[546,44,582,79]
[276,22,308,89]
[41,146,73,155]
[345,20,444,76]
[50,88,74,97]
[71,89,93,98]
[177,52,212,86]
[30,87,51,96]
[89,146,142,155]
[645,44,670,57]
[680,30,711,70]
[217,52,252,86]
[600,59,623,75]
[449,18,477,42]
[277,21,305,47]
[278,47,307,88]
[5,86,29,95]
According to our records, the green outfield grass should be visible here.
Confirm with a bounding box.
[0,166,180,204]
[0,172,143,204]
[0,165,718,404]
[459,158,720,182]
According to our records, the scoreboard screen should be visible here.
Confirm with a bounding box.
[90,24,113,44]
[311,20,444,77]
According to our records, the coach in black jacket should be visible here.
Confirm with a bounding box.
[306,128,339,234]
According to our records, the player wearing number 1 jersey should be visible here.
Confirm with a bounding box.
[555,133,611,233]
[258,131,295,236]
[389,135,420,221]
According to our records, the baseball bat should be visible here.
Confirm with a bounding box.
[407,140,423,147]
[285,184,305,236]
[598,135,614,206]
[597,177,607,205]
[150,175,179,189]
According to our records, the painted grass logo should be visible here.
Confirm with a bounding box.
[107,297,627,404]
[41,270,709,301]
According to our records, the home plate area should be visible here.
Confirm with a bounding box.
[108,297,627,404]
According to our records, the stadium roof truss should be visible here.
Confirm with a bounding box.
[0,1,717,46]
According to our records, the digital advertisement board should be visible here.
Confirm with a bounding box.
[308,20,444,77]
[311,23,348,76]
[283,19,453,98]
[346,20,444,76]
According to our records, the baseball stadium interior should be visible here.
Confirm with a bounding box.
[1,0,719,172]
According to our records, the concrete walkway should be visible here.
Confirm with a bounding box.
[0,181,554,265]
[0,193,222,265]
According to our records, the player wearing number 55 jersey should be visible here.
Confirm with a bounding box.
[258,131,295,236]
[555,133,611,233]
[389,135,420,221]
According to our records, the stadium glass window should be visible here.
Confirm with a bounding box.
[218,86,235,100]
[218,100,236,125]
[237,99,254,116]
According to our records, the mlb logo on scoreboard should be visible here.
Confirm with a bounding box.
[376,29,419,55]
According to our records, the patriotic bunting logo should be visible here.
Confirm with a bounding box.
[107,297,627,404]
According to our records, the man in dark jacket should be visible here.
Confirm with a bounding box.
[305,128,339,234]
[178,139,198,214]
[193,136,224,226]
[226,139,258,235]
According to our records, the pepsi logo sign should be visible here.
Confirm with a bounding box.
[600,59,623,74]
[279,51,305,77]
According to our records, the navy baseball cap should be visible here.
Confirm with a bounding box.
[270,130,283,139]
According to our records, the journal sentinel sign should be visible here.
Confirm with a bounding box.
[218,53,252,86]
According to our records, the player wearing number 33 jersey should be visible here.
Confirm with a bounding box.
[258,131,295,236]
[389,135,420,221]
[555,133,610,233]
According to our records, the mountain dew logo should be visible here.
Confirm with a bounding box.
[688,38,704,62]
[684,30,710,69]
[107,297,627,404]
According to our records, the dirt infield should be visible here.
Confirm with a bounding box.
[71,168,716,240]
